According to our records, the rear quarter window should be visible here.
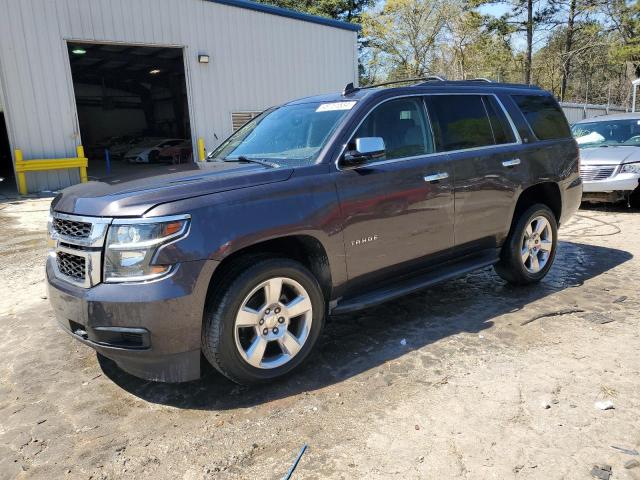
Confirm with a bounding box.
[512,95,571,140]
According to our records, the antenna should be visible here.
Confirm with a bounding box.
[342,82,360,96]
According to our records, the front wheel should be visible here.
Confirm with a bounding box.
[202,257,325,385]
[494,204,558,285]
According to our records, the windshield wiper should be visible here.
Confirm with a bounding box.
[223,156,278,168]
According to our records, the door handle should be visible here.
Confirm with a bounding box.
[424,172,449,182]
[502,158,521,167]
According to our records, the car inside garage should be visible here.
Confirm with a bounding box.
[67,42,192,179]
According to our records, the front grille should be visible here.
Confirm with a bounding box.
[580,166,615,181]
[50,213,110,288]
[53,217,92,238]
[56,251,86,281]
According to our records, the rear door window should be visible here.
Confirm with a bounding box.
[351,97,434,161]
[512,94,571,140]
[425,95,496,151]
[485,96,517,144]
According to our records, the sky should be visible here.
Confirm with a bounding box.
[478,3,512,17]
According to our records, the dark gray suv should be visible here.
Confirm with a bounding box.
[47,80,582,385]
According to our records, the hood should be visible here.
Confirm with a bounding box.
[52,162,293,217]
[579,145,640,166]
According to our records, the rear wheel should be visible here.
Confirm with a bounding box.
[494,204,558,285]
[202,257,325,385]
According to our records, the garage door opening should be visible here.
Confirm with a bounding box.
[0,112,14,194]
[67,42,192,180]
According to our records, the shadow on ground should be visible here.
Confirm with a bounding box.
[580,200,639,214]
[99,240,631,410]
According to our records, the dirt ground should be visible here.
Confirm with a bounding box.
[1,198,639,480]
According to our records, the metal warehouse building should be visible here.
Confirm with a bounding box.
[0,0,358,193]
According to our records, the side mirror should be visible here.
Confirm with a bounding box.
[341,137,385,169]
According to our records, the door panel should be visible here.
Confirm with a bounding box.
[335,155,454,282]
[334,96,455,287]
[449,145,526,248]
[425,94,524,250]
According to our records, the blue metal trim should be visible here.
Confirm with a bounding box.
[205,0,361,32]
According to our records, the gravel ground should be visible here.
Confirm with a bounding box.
[1,198,639,480]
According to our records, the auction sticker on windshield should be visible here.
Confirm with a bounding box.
[316,101,356,112]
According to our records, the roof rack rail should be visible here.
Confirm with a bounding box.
[342,76,446,96]
[421,75,446,82]
[342,77,541,96]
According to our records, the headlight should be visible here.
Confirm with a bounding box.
[104,215,190,282]
[46,214,56,249]
[621,162,640,174]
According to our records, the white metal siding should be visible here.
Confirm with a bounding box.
[0,0,358,191]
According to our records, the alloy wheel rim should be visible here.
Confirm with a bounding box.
[234,277,313,369]
[521,215,553,274]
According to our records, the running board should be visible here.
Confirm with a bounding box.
[331,250,499,315]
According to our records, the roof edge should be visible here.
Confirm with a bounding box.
[206,0,361,32]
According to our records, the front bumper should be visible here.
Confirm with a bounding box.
[47,257,217,382]
[582,173,640,193]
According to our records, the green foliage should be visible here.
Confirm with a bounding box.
[361,0,450,81]
[253,0,374,22]
[604,0,640,74]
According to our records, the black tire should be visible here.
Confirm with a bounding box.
[148,150,159,163]
[629,187,640,209]
[494,203,558,285]
[202,256,325,385]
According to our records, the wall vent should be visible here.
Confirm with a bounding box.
[231,111,261,131]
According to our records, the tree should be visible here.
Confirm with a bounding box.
[436,4,517,81]
[478,0,556,84]
[254,0,375,23]
[600,0,640,77]
[547,0,597,100]
[361,0,449,79]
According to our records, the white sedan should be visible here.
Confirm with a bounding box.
[572,113,640,205]
[124,139,185,164]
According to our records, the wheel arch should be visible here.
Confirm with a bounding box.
[510,182,562,232]
[206,234,333,307]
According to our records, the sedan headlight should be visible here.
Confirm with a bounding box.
[621,162,640,174]
[104,215,190,282]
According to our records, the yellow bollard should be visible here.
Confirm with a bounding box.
[198,138,206,162]
[13,146,89,193]
[15,149,28,195]
[76,145,88,183]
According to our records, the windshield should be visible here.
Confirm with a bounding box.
[572,119,640,148]
[208,101,355,167]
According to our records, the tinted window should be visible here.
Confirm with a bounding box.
[485,96,516,144]
[512,94,571,140]
[351,97,434,160]
[426,95,495,151]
